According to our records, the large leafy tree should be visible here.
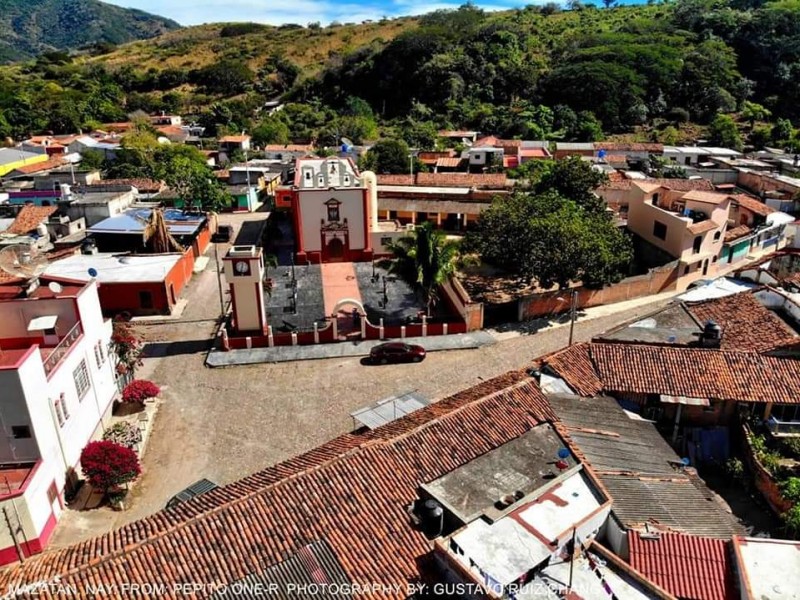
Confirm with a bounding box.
[708,113,743,151]
[380,221,460,316]
[465,191,632,289]
[361,139,412,174]
[536,156,608,213]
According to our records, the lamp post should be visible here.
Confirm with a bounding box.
[215,242,225,316]
[568,288,578,347]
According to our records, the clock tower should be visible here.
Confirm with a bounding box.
[222,245,267,334]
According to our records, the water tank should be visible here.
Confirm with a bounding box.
[81,238,97,255]
[419,499,444,539]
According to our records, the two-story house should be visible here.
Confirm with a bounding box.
[0,279,117,564]
[627,183,730,289]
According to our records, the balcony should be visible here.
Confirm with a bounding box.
[766,416,800,437]
[42,322,83,377]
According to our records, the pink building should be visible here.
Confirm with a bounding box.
[627,183,730,289]
[0,279,117,564]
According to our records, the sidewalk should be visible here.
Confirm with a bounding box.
[206,331,497,367]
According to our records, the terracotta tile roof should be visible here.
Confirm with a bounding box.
[595,142,664,152]
[90,178,164,193]
[434,157,462,168]
[607,171,626,182]
[687,220,721,235]
[220,135,251,143]
[540,343,603,397]
[731,194,776,217]
[519,148,549,158]
[10,158,64,175]
[415,172,507,189]
[7,205,57,234]
[589,343,800,404]
[263,144,314,152]
[685,293,797,353]
[724,224,751,243]
[682,191,731,205]
[629,531,735,600]
[0,371,557,594]
[598,178,715,192]
[503,155,519,169]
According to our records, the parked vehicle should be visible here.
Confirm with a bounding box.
[165,479,219,509]
[211,225,233,243]
[369,342,426,364]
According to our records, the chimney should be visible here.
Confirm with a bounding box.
[699,320,723,348]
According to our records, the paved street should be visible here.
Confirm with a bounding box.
[49,213,677,546]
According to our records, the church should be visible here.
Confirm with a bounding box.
[278,157,401,264]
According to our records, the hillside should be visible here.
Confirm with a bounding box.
[1,0,799,154]
[0,0,180,63]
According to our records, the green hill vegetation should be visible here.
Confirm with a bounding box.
[0,0,179,63]
[1,0,799,151]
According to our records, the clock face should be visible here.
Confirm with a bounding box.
[234,260,250,276]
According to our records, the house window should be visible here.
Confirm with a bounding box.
[54,398,65,427]
[693,236,702,254]
[684,265,690,275]
[11,426,31,439]
[94,341,105,368]
[652,193,660,205]
[713,230,721,241]
[702,259,709,276]
[325,199,341,222]
[653,221,667,240]
[73,360,90,400]
[139,291,154,309]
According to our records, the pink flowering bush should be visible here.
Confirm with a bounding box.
[121,379,160,404]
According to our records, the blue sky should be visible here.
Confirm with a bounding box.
[104,0,639,27]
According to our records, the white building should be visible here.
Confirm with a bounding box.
[0,279,117,564]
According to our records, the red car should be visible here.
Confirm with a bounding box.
[369,342,426,364]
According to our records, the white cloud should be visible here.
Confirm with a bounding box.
[102,0,546,26]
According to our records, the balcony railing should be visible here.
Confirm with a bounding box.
[43,322,83,377]
[767,416,800,437]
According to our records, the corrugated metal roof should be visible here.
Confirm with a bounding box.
[213,540,351,600]
[548,394,744,539]
[629,531,735,600]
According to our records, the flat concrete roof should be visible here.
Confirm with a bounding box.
[450,470,602,587]
[734,537,800,599]
[44,252,182,283]
[424,424,575,522]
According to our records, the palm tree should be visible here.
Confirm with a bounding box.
[381,222,460,317]
[142,209,183,254]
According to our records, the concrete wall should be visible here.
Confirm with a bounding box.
[0,297,79,341]
[441,278,483,331]
[65,191,136,227]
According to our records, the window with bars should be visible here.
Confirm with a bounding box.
[94,341,105,368]
[73,360,90,400]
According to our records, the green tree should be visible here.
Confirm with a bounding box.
[79,149,106,172]
[708,113,743,151]
[537,155,608,212]
[741,101,771,128]
[362,139,411,174]
[251,118,290,146]
[749,125,772,150]
[773,118,794,143]
[465,191,632,288]
[380,221,459,316]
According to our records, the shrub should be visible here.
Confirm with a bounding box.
[80,441,141,492]
[102,422,142,450]
[783,505,800,538]
[781,438,800,461]
[121,380,160,404]
[724,457,745,483]
[781,477,800,505]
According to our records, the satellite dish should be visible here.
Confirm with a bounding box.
[462,137,473,147]
[0,245,49,280]
[341,137,354,148]
[88,268,98,278]
[48,281,63,294]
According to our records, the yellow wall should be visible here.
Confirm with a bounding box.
[0,153,49,177]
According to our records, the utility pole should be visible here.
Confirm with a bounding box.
[567,527,577,591]
[568,288,578,347]
[2,507,24,564]
[409,153,414,180]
